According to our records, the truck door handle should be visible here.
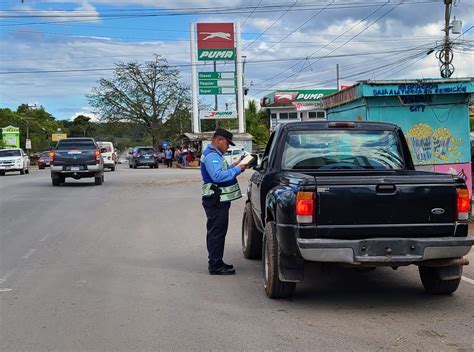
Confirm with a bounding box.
[376,184,397,194]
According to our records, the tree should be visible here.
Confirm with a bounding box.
[245,100,270,146]
[87,55,190,149]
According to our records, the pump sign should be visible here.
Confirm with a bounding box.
[197,23,235,61]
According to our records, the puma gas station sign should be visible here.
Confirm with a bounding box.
[197,23,235,61]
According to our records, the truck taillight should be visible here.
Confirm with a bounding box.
[95,149,101,164]
[456,188,470,221]
[49,151,55,162]
[296,191,315,224]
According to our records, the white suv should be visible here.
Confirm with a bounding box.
[97,141,116,171]
[0,148,30,176]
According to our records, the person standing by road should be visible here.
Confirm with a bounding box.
[165,148,173,168]
[201,129,249,275]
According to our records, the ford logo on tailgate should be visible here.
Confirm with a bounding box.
[431,208,445,215]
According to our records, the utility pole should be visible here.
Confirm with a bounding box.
[438,0,454,78]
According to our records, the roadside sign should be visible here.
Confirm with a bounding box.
[199,87,235,95]
[198,72,235,80]
[162,140,168,148]
[197,23,235,61]
[198,49,235,61]
[52,133,67,142]
[25,139,31,149]
[199,79,236,88]
[199,111,238,119]
[1,125,20,148]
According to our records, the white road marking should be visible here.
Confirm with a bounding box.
[21,248,36,259]
[0,288,13,293]
[462,276,474,285]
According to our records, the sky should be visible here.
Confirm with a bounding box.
[0,0,473,120]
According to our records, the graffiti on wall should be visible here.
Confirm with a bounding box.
[406,123,465,164]
[434,163,472,199]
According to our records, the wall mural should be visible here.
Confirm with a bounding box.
[406,123,466,165]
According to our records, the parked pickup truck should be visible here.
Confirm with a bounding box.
[50,138,106,186]
[242,121,474,298]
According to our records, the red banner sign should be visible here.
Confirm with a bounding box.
[197,23,234,49]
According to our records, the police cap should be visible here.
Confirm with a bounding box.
[213,128,235,146]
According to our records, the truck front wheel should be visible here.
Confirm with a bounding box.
[242,202,263,259]
[263,222,296,299]
[419,265,462,295]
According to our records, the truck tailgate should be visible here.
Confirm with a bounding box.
[314,171,457,239]
[54,150,96,166]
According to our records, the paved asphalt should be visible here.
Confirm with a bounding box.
[1,165,473,351]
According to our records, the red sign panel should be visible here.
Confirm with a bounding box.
[274,92,298,103]
[197,23,234,49]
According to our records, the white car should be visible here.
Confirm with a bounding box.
[97,141,116,171]
[0,148,30,176]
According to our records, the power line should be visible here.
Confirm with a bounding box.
[0,47,434,75]
[253,1,390,89]
[243,0,299,51]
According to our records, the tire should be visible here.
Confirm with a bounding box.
[39,165,44,170]
[263,222,296,299]
[0,171,5,176]
[242,202,263,259]
[25,168,29,174]
[95,176,103,185]
[52,178,60,186]
[111,166,115,172]
[129,163,132,169]
[133,162,138,169]
[20,169,25,175]
[419,265,462,295]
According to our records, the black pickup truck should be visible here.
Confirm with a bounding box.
[242,121,474,298]
[50,138,106,186]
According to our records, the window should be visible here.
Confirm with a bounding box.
[288,112,298,119]
[56,139,96,150]
[0,150,21,157]
[271,113,277,119]
[308,111,326,119]
[281,130,404,170]
[279,112,289,120]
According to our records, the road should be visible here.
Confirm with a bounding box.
[1,165,473,351]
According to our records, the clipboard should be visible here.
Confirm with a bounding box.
[239,154,255,165]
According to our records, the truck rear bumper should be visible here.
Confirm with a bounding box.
[297,237,474,265]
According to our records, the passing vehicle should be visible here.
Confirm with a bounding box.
[50,138,106,186]
[243,121,474,298]
[38,151,52,169]
[0,148,30,175]
[97,141,116,171]
[129,146,159,169]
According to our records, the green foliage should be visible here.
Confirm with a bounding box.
[87,55,190,149]
[245,100,270,146]
[0,107,61,152]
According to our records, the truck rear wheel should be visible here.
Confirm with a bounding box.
[419,265,462,295]
[263,222,296,299]
[242,202,263,259]
[52,178,60,186]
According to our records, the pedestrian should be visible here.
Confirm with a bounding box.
[201,129,249,275]
[165,148,173,168]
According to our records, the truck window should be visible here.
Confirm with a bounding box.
[282,130,405,170]
[56,139,96,150]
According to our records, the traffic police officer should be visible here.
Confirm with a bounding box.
[201,129,249,275]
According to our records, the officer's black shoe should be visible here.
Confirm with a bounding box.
[222,262,234,269]
[209,267,236,275]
